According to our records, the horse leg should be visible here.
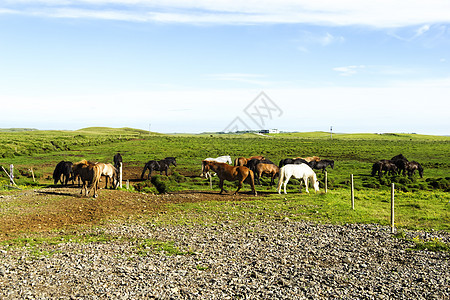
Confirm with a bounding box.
[219,179,225,194]
[233,180,243,195]
[303,176,309,193]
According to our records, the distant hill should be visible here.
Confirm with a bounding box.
[0,128,38,132]
[76,127,158,135]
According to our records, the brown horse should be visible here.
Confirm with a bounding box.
[72,160,103,198]
[202,160,257,196]
[255,163,279,186]
[233,155,265,166]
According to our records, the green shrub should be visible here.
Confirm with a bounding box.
[151,175,168,194]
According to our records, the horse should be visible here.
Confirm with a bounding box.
[371,160,398,177]
[141,157,177,179]
[246,158,275,172]
[255,163,279,186]
[201,156,232,178]
[309,159,334,173]
[98,163,119,189]
[113,153,123,170]
[234,156,265,166]
[391,154,408,176]
[53,161,74,186]
[202,160,257,196]
[277,164,319,194]
[278,158,308,168]
[391,154,408,162]
[72,160,102,198]
[406,161,424,178]
[295,156,320,162]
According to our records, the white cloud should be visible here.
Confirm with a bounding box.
[3,1,450,27]
[333,65,366,76]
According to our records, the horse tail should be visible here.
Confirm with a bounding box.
[91,164,103,197]
[244,169,257,195]
[371,163,377,176]
[141,163,149,179]
[233,158,238,166]
[277,166,285,192]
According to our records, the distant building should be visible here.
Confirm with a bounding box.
[260,129,279,134]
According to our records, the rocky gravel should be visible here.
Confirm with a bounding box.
[0,220,449,299]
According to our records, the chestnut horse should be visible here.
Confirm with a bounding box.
[202,161,257,196]
[233,156,265,166]
[72,160,103,198]
[255,163,279,186]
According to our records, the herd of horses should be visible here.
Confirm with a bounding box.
[201,155,333,196]
[371,154,424,178]
[52,151,423,198]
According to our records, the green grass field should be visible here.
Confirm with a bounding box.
[0,127,449,232]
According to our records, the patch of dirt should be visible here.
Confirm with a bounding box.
[0,165,259,241]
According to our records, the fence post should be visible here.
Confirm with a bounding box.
[324,170,328,193]
[119,162,123,189]
[126,179,130,190]
[30,168,35,182]
[391,183,395,234]
[351,174,355,210]
[209,174,212,189]
[9,164,14,186]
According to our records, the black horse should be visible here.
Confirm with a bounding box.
[278,158,308,168]
[141,157,177,179]
[52,161,74,185]
[406,161,424,178]
[113,153,123,170]
[371,160,397,177]
[309,159,334,173]
[391,154,408,176]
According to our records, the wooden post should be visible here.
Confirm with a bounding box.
[119,162,123,189]
[324,170,328,193]
[126,179,130,190]
[351,174,355,210]
[391,183,395,234]
[30,168,35,182]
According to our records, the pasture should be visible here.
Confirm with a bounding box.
[0,127,449,240]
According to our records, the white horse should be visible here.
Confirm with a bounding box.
[201,156,232,179]
[277,164,319,194]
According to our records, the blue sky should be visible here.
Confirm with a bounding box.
[0,1,449,134]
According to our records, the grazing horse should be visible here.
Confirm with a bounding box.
[72,160,102,198]
[113,153,123,170]
[201,155,232,178]
[255,163,279,186]
[202,161,257,196]
[277,164,319,194]
[246,158,275,172]
[98,163,119,189]
[391,154,408,176]
[278,158,308,168]
[371,160,398,177]
[53,161,74,186]
[406,161,424,178]
[234,156,265,166]
[141,157,177,179]
[309,159,334,173]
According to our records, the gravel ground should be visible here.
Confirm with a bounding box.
[0,220,449,299]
